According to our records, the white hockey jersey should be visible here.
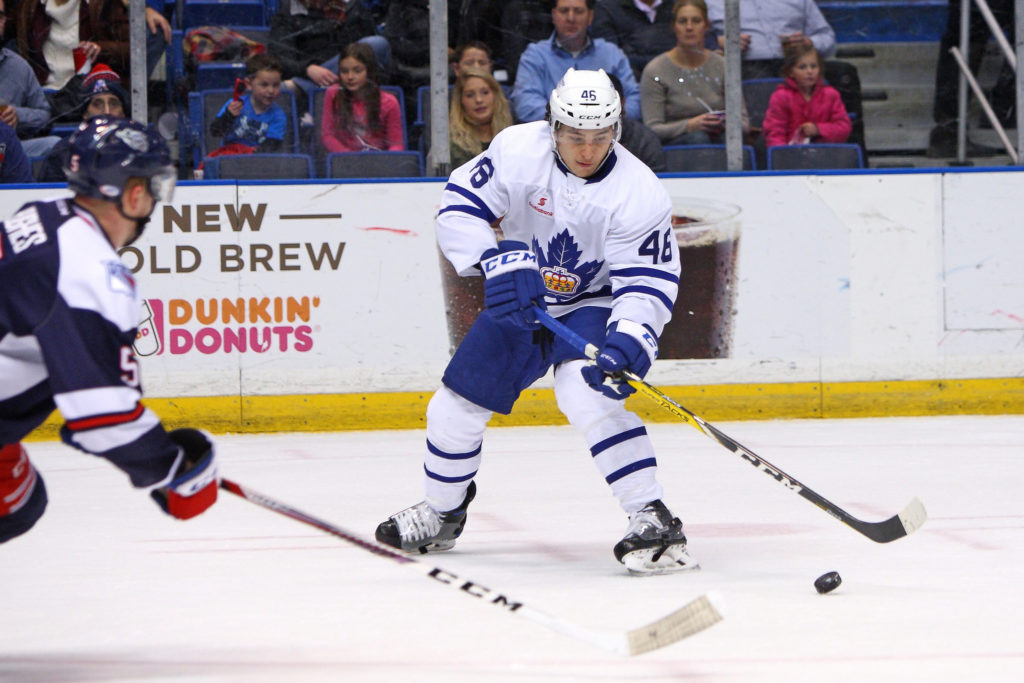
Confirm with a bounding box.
[0,198,179,488]
[437,121,680,336]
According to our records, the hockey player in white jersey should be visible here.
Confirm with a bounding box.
[0,117,218,544]
[376,69,694,574]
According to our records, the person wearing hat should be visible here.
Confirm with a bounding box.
[37,63,129,183]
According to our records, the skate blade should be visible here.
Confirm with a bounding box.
[410,540,457,554]
[623,547,700,576]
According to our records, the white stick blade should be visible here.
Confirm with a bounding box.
[899,497,928,535]
[626,592,724,656]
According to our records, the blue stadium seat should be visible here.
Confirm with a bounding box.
[741,78,783,131]
[180,0,266,29]
[195,62,247,91]
[326,151,424,179]
[663,144,757,172]
[766,143,865,170]
[205,153,314,180]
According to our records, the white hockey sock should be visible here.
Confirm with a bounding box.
[423,386,491,512]
[555,360,663,513]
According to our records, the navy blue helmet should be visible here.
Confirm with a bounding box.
[65,117,176,205]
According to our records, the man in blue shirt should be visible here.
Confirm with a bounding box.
[706,0,836,78]
[512,0,641,122]
[0,121,32,184]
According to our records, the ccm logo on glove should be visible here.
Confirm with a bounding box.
[482,249,538,276]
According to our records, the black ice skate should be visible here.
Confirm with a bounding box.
[613,500,698,575]
[375,482,476,554]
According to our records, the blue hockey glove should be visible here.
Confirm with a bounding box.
[481,240,547,330]
[151,428,218,520]
[581,320,659,400]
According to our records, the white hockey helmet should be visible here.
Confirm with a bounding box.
[548,68,622,137]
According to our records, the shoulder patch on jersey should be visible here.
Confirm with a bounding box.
[105,260,136,297]
[2,205,48,255]
[532,230,603,298]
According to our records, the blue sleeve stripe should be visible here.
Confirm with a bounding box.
[426,439,482,460]
[605,457,658,485]
[613,285,674,312]
[610,267,680,284]
[424,465,477,483]
[590,426,648,457]
[444,182,497,223]
[438,204,494,222]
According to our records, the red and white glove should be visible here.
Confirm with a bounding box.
[151,429,218,520]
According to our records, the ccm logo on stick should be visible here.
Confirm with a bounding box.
[428,567,524,611]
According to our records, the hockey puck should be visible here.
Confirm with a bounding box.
[814,571,842,594]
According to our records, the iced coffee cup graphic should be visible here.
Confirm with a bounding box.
[133,299,162,356]
[659,197,741,359]
[438,223,503,354]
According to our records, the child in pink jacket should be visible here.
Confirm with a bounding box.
[762,44,851,148]
[321,43,405,153]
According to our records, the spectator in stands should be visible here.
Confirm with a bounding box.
[705,0,835,79]
[382,0,461,93]
[141,1,172,80]
[512,0,641,122]
[207,54,287,159]
[762,43,850,148]
[37,62,128,182]
[592,0,676,78]
[453,2,507,70]
[451,42,495,80]
[448,67,512,169]
[321,42,404,153]
[704,0,862,152]
[607,72,664,172]
[640,0,747,146]
[0,1,61,158]
[928,0,1014,158]
[14,0,169,89]
[495,0,554,85]
[0,120,32,183]
[270,0,390,109]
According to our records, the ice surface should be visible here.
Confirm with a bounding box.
[3,415,1023,682]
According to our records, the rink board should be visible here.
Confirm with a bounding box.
[3,168,1022,434]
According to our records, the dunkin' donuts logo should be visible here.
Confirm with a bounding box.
[133,296,321,356]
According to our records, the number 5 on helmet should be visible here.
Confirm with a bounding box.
[150,429,218,520]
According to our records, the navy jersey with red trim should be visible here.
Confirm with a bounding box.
[0,198,180,488]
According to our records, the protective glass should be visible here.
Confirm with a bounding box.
[149,167,177,203]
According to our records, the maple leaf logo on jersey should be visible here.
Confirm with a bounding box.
[532,230,602,298]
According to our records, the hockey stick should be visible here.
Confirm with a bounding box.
[219,478,723,656]
[533,307,927,544]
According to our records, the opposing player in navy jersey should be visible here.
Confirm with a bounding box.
[0,117,218,544]
[376,69,693,574]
